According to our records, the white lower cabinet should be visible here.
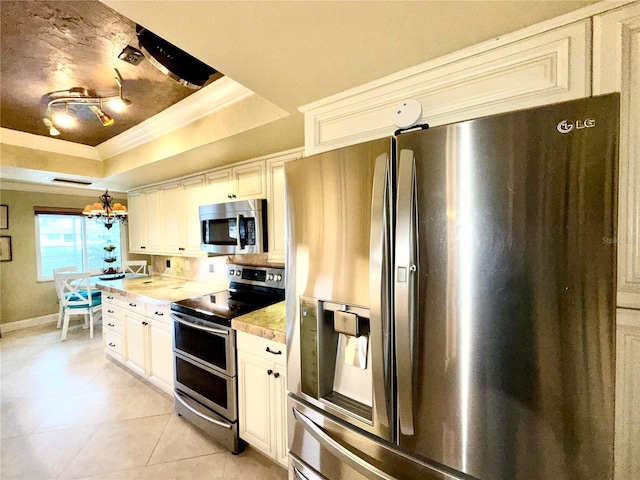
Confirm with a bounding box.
[237,330,288,468]
[102,293,124,361]
[102,293,173,395]
[147,317,173,389]
[616,308,640,480]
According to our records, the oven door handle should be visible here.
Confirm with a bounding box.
[171,313,229,336]
[174,390,233,429]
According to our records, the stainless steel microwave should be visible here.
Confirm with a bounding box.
[199,199,267,254]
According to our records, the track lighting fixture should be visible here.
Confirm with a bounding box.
[42,118,61,136]
[42,68,131,135]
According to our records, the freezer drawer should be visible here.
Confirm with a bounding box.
[288,395,463,480]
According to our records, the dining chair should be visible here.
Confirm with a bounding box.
[122,260,148,275]
[57,271,102,341]
[53,266,78,328]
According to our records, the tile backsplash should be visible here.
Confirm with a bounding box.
[145,254,284,284]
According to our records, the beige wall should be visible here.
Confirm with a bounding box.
[0,189,122,325]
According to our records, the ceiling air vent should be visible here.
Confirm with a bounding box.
[52,178,93,186]
[136,24,221,89]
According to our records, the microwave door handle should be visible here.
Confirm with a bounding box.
[236,214,245,250]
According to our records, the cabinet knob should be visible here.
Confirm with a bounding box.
[108,323,115,327]
[267,369,273,376]
[108,342,116,347]
[107,309,114,314]
[142,321,148,326]
[154,311,164,316]
[273,372,280,379]
[129,303,137,307]
[141,246,146,249]
[178,247,185,251]
[266,346,282,355]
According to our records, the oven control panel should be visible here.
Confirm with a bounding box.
[226,264,284,288]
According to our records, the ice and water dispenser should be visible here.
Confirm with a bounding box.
[299,296,373,423]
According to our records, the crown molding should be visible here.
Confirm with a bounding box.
[0,128,101,160]
[0,77,254,162]
[95,76,253,159]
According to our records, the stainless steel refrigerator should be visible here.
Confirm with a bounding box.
[285,94,619,480]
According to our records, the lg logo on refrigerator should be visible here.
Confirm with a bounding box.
[556,118,596,134]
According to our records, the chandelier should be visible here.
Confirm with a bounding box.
[83,190,128,230]
[43,68,132,136]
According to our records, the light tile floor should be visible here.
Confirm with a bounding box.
[0,323,288,480]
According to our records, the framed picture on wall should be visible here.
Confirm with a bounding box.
[0,205,7,229]
[0,236,12,262]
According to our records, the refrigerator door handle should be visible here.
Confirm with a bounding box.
[395,149,417,436]
[369,151,392,436]
[293,407,398,480]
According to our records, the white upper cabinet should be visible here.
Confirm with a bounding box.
[594,2,640,309]
[182,176,209,254]
[161,182,182,252]
[266,149,304,264]
[143,187,164,251]
[160,177,207,256]
[232,161,266,199]
[206,159,266,202]
[300,20,591,155]
[205,169,231,204]
[127,158,272,257]
[127,191,147,253]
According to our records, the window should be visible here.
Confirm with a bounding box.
[36,214,123,281]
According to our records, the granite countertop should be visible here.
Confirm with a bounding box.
[95,275,226,304]
[232,301,286,344]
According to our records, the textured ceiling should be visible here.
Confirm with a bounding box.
[0,0,213,147]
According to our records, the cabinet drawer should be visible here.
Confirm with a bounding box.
[102,292,124,306]
[237,330,286,366]
[104,331,123,359]
[146,302,171,324]
[103,303,122,320]
[103,316,124,336]
[121,296,146,314]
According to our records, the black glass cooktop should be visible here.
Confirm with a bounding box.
[171,282,284,327]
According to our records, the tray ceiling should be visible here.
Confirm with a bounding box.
[0,0,215,147]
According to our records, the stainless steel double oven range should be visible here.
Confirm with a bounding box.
[170,264,285,453]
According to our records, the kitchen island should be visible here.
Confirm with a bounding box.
[94,275,226,394]
[95,274,226,304]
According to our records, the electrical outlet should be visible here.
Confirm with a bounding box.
[185,260,191,271]
[166,259,171,268]
[209,264,215,273]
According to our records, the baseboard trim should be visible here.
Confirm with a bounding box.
[1,314,58,333]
